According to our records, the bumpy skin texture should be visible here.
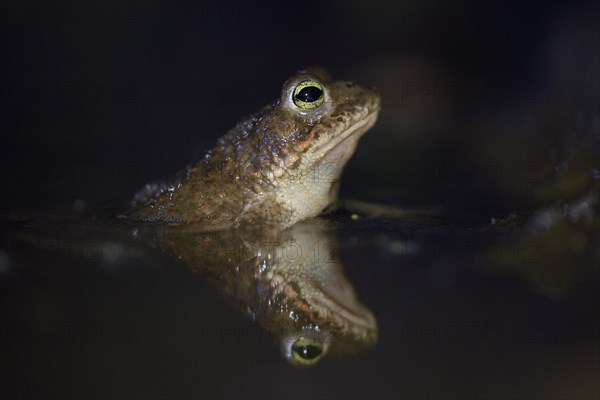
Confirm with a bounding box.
[124,70,380,229]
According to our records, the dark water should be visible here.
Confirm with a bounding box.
[1,0,599,398]
[1,200,598,398]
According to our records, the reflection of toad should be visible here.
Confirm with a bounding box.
[123,69,380,229]
[136,219,378,366]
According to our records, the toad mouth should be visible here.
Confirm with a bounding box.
[313,109,380,162]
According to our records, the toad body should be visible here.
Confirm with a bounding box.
[123,69,381,229]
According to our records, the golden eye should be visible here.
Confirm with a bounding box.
[292,80,324,110]
[291,337,323,365]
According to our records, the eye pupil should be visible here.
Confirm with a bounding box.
[296,86,322,103]
[289,337,324,365]
[292,80,325,110]
[292,344,322,360]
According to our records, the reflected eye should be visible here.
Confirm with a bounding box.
[292,80,324,110]
[291,337,323,365]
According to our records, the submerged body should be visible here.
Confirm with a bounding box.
[123,69,380,228]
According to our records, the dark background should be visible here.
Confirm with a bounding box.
[2,0,598,215]
[0,1,599,399]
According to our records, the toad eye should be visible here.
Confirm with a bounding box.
[292,80,324,110]
[290,337,323,366]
